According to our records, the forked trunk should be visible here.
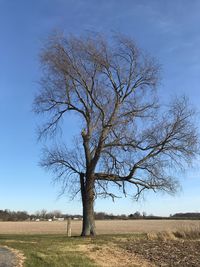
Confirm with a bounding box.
[80,173,96,236]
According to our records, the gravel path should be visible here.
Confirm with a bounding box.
[0,247,17,267]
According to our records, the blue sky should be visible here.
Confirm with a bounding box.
[0,0,200,216]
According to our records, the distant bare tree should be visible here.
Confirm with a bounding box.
[34,33,199,236]
[52,210,62,218]
[40,209,47,219]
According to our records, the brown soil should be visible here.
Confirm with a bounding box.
[125,239,200,266]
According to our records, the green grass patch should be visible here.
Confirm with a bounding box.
[0,233,144,266]
[0,235,97,267]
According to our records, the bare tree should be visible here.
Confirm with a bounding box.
[34,33,199,236]
[41,209,48,218]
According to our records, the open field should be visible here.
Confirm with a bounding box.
[0,221,200,266]
[0,232,200,266]
[0,220,200,235]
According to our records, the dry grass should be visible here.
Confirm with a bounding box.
[146,226,200,241]
[0,220,200,235]
[77,243,155,267]
[173,226,200,239]
[147,231,177,241]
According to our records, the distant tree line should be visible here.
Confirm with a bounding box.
[170,213,200,220]
[94,211,154,220]
[0,210,29,221]
[0,209,200,221]
[95,212,200,220]
[0,209,81,221]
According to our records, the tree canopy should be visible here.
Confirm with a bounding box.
[34,33,199,235]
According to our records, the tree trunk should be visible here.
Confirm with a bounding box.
[80,173,96,236]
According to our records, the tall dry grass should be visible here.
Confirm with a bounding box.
[147,226,200,241]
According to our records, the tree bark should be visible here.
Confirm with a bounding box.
[80,173,96,236]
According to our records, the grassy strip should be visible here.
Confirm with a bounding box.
[1,230,199,267]
[0,234,99,267]
[0,233,143,266]
[1,229,199,266]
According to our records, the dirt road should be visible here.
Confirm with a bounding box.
[0,247,17,267]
